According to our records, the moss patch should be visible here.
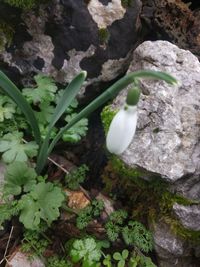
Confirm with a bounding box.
[0,20,14,52]
[121,0,134,8]
[98,28,110,45]
[101,105,118,134]
[102,156,200,242]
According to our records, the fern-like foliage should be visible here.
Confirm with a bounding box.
[122,221,153,253]
[0,200,20,228]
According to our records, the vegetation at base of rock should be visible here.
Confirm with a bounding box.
[163,216,200,244]
[102,158,200,244]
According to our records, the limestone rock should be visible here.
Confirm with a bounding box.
[110,40,200,199]
[152,221,197,267]
[0,0,142,92]
[6,248,45,267]
[173,203,200,231]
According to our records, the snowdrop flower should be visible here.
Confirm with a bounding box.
[106,87,140,155]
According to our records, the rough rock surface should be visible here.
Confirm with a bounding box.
[0,0,142,91]
[6,248,45,267]
[108,40,200,266]
[173,203,200,231]
[111,41,200,198]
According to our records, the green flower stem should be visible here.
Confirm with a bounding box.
[36,70,177,174]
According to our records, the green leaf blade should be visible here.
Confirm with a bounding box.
[0,71,41,145]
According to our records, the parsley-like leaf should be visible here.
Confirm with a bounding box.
[122,221,153,253]
[22,75,57,104]
[62,113,88,143]
[0,131,38,163]
[4,162,37,197]
[19,182,65,230]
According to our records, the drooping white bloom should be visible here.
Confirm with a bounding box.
[106,105,137,155]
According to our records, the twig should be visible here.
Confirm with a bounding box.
[0,226,14,265]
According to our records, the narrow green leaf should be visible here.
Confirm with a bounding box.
[0,71,41,145]
[48,71,87,130]
[36,71,86,173]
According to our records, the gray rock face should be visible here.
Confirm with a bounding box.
[152,221,198,267]
[111,41,200,198]
[173,203,200,231]
[0,0,142,91]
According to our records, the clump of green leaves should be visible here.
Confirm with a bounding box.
[113,249,129,267]
[76,199,104,230]
[1,162,65,230]
[105,210,128,242]
[47,256,72,267]
[105,210,153,253]
[65,164,88,190]
[122,221,153,253]
[69,237,102,267]
[21,230,49,257]
[0,200,20,229]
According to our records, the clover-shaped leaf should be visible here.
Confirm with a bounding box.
[19,182,65,230]
[4,162,37,196]
[0,131,38,163]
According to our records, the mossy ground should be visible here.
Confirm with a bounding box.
[102,157,200,243]
[0,20,14,52]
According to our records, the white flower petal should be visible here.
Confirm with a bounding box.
[106,105,137,155]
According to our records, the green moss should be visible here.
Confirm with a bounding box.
[102,155,200,242]
[121,0,134,8]
[101,105,118,134]
[98,28,110,45]
[163,216,200,244]
[2,0,49,9]
[0,20,14,52]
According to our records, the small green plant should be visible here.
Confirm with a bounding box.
[103,254,112,267]
[21,230,49,257]
[65,164,88,190]
[0,162,65,230]
[122,221,153,253]
[69,237,102,267]
[47,256,72,267]
[105,210,127,242]
[113,250,129,267]
[76,199,104,229]
[0,70,177,174]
